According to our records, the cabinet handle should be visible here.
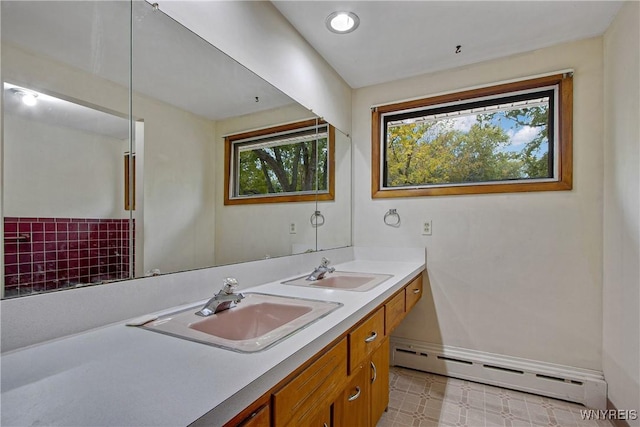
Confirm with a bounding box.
[348,386,361,401]
[323,424,328,427]
[364,331,378,343]
[412,288,420,294]
[371,361,377,383]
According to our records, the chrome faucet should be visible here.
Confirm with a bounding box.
[306,257,335,281]
[196,277,244,316]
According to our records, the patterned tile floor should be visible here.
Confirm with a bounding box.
[377,367,614,427]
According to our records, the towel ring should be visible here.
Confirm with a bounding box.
[311,210,325,227]
[384,209,401,227]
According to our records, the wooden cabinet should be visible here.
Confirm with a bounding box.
[335,363,369,427]
[307,406,332,427]
[384,289,405,334]
[225,272,424,427]
[341,305,393,427]
[405,274,423,313]
[237,404,270,427]
[370,337,390,425]
[272,339,347,427]
[348,307,385,374]
[385,273,423,336]
[337,335,390,427]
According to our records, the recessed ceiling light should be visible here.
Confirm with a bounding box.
[326,11,359,34]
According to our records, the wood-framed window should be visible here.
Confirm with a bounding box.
[224,119,335,205]
[372,73,573,198]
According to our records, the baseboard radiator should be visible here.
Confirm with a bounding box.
[390,337,607,410]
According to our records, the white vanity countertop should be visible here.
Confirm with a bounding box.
[0,259,424,427]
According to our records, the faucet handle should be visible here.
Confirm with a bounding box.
[221,277,239,294]
[320,257,331,267]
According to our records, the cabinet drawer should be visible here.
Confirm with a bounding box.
[272,339,347,427]
[348,308,384,372]
[405,275,423,312]
[385,289,405,335]
[237,404,270,427]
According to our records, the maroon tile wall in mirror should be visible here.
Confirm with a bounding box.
[4,217,134,298]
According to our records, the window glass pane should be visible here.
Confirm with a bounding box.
[235,130,328,197]
[383,91,553,188]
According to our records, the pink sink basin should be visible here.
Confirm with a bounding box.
[142,293,341,352]
[283,271,392,292]
[189,302,312,340]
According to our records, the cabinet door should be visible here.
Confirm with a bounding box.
[370,337,390,426]
[335,363,369,427]
[308,405,332,427]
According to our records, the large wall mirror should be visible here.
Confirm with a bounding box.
[1,0,352,299]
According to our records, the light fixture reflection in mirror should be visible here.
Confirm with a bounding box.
[8,86,39,106]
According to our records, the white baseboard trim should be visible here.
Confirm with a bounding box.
[390,337,607,410]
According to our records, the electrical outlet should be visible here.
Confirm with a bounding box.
[422,220,432,236]
[289,223,297,234]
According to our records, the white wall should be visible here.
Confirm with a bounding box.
[353,38,605,370]
[4,114,127,219]
[135,91,215,274]
[603,0,640,418]
[2,43,216,276]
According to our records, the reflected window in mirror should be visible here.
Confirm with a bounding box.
[224,119,335,205]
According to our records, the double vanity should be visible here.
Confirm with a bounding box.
[143,268,393,353]
[0,252,425,426]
